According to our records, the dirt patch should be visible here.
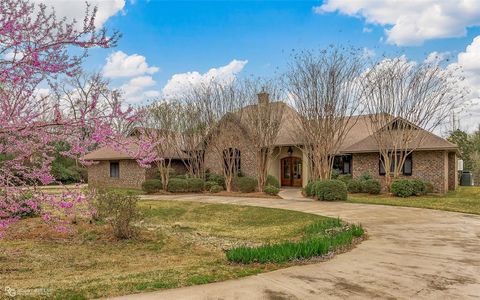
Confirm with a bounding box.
[264,289,299,300]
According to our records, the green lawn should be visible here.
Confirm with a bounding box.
[0,200,354,299]
[348,186,480,215]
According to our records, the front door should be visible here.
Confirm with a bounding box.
[281,157,302,187]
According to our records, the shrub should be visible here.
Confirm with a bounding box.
[359,171,373,181]
[347,180,363,193]
[209,185,224,193]
[391,179,414,197]
[304,181,315,197]
[331,169,341,179]
[186,178,204,192]
[411,179,427,196]
[206,173,225,188]
[337,173,352,184]
[361,179,382,195]
[314,180,347,201]
[167,178,189,193]
[233,176,257,193]
[423,181,434,194]
[141,179,162,194]
[94,190,140,239]
[204,180,218,191]
[265,175,280,188]
[263,185,280,196]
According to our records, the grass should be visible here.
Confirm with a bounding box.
[0,200,357,299]
[348,186,480,215]
[226,219,364,264]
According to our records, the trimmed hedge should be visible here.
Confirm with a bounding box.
[361,179,381,195]
[359,172,373,181]
[391,179,433,197]
[187,178,204,192]
[167,178,188,193]
[304,181,315,197]
[141,179,162,194]
[210,185,224,193]
[265,175,280,188]
[204,180,218,191]
[205,173,225,188]
[233,177,257,193]
[337,174,352,184]
[264,185,280,196]
[313,180,347,201]
[347,180,363,193]
[167,178,205,193]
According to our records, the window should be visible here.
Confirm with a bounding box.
[223,148,241,175]
[110,161,120,178]
[333,155,352,174]
[379,153,412,176]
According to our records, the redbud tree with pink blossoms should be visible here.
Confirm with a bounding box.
[0,0,155,235]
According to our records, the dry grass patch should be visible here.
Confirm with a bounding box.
[1,200,332,299]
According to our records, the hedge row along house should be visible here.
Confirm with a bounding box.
[83,93,459,193]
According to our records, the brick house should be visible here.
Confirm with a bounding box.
[84,94,458,193]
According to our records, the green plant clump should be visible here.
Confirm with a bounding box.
[361,179,382,195]
[226,219,364,264]
[141,179,162,194]
[263,185,280,196]
[265,175,280,188]
[347,180,363,193]
[209,185,224,193]
[233,177,257,193]
[313,180,347,201]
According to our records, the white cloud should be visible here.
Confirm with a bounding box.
[120,76,160,103]
[162,59,248,99]
[424,51,450,64]
[103,51,159,78]
[362,47,375,59]
[315,1,480,46]
[32,0,125,29]
[362,27,372,33]
[447,36,480,132]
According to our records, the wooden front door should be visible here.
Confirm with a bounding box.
[281,157,302,187]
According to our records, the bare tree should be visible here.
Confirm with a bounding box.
[285,47,364,180]
[195,80,246,192]
[360,56,466,188]
[53,71,137,135]
[141,101,182,190]
[176,98,211,179]
[241,79,285,190]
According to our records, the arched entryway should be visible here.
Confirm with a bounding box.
[280,157,302,187]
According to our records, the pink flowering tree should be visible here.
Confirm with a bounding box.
[0,0,155,235]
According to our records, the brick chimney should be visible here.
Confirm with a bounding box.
[257,91,269,106]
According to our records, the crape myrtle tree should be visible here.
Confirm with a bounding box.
[241,79,285,191]
[175,99,210,179]
[141,101,183,190]
[0,0,154,235]
[197,80,246,192]
[285,47,364,180]
[361,56,466,189]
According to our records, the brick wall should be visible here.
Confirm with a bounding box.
[352,150,451,193]
[204,120,256,178]
[87,160,146,189]
[448,152,458,191]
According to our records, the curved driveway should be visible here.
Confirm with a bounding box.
[110,189,480,300]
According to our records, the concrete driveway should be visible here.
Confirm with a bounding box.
[109,189,480,299]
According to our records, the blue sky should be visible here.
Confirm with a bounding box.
[38,0,480,131]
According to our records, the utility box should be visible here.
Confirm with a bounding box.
[460,171,474,186]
